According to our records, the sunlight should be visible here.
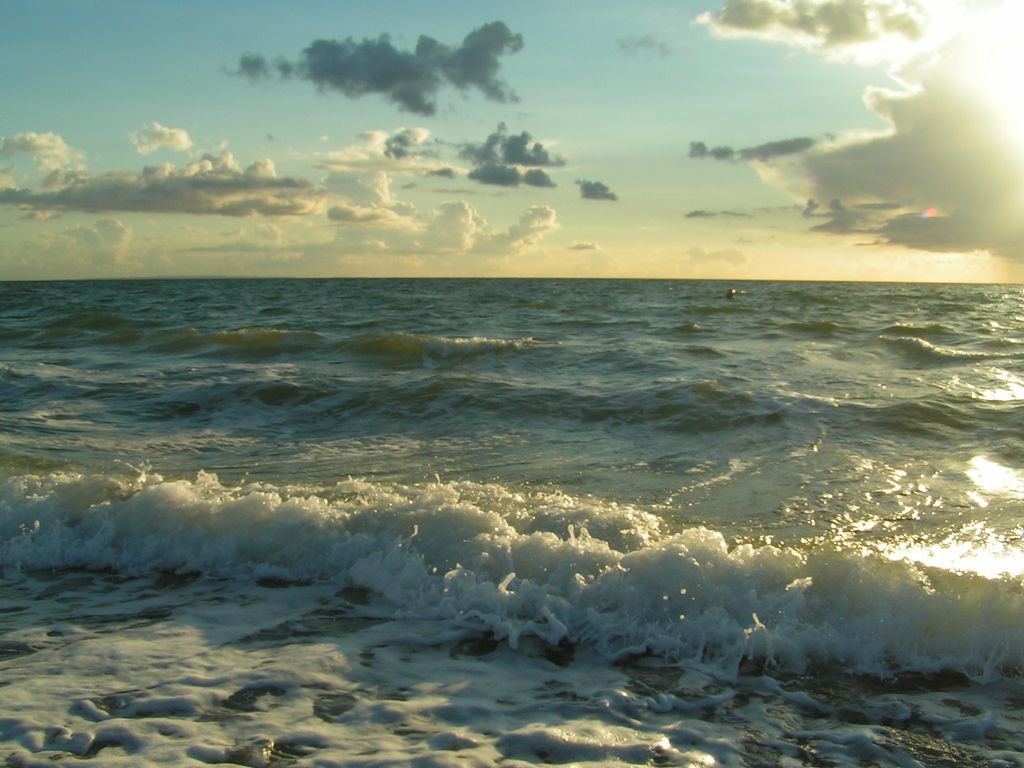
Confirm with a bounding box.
[967,455,1024,498]
[975,368,1024,402]
[884,522,1024,578]
[960,2,1024,161]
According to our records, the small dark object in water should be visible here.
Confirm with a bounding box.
[726,288,736,299]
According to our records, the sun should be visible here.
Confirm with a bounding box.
[960,2,1024,155]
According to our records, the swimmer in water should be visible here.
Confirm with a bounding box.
[726,288,736,299]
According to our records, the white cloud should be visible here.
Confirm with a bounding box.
[700,0,1024,261]
[129,122,194,155]
[0,216,147,279]
[771,24,1024,259]
[329,200,559,259]
[317,128,452,175]
[72,218,134,266]
[477,205,560,255]
[0,131,82,171]
[696,0,961,63]
[0,150,327,218]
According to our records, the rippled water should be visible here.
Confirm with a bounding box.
[2,278,1023,766]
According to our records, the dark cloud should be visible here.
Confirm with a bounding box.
[690,137,815,162]
[459,123,563,188]
[576,180,618,201]
[384,128,427,159]
[803,198,871,233]
[689,142,736,161]
[618,33,672,56]
[468,163,521,187]
[235,53,275,79]
[230,22,523,116]
[0,152,326,218]
[568,241,599,250]
[740,137,816,161]
[425,167,456,178]
[855,201,905,211]
[467,163,555,188]
[461,123,564,167]
[522,168,556,188]
[685,209,752,219]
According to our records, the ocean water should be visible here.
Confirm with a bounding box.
[1,277,1023,767]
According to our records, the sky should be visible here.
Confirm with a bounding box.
[1,0,1022,282]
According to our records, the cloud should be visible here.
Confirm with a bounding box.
[568,241,600,250]
[327,200,558,259]
[7,218,135,274]
[466,163,521,187]
[325,170,391,207]
[68,218,134,266]
[22,210,61,222]
[724,6,1024,260]
[694,0,945,62]
[327,202,403,224]
[576,179,618,201]
[230,21,523,115]
[688,142,736,161]
[461,123,564,167]
[459,124,563,188]
[425,167,457,178]
[129,122,194,155]
[690,137,816,162]
[522,169,556,188]
[467,163,555,188]
[0,132,82,171]
[384,127,430,159]
[317,128,449,176]
[618,33,672,55]
[685,209,753,219]
[0,151,327,218]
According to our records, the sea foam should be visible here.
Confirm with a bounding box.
[3,469,1022,681]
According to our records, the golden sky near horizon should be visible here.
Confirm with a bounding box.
[1,0,1022,281]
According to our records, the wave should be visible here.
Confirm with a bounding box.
[3,470,1021,681]
[877,335,1003,367]
[338,332,544,367]
[145,327,326,358]
[782,320,848,337]
[0,326,24,342]
[879,323,955,341]
[45,311,137,332]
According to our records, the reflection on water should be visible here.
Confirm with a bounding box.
[967,455,1024,505]
[975,368,1024,402]
[883,521,1024,579]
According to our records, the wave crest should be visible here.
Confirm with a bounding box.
[3,470,1022,680]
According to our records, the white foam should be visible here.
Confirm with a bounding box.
[3,469,1024,680]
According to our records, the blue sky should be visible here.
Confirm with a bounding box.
[1,0,1020,281]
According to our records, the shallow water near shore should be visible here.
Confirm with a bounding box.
[2,278,1024,765]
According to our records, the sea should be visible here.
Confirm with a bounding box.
[1,278,1023,767]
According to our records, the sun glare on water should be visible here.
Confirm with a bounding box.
[881,456,1024,579]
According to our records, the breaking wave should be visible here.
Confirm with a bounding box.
[3,469,1021,681]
